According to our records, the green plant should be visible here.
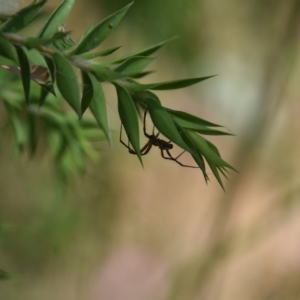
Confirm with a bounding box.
[0,0,235,188]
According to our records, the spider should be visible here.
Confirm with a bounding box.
[120,108,199,168]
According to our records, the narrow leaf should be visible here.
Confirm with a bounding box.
[180,129,209,181]
[125,75,216,91]
[114,83,142,164]
[0,32,17,61]
[88,73,110,143]
[90,63,151,82]
[81,71,93,116]
[0,0,46,33]
[52,53,80,115]
[24,32,70,48]
[172,117,233,136]
[186,130,235,170]
[80,46,121,59]
[15,46,30,104]
[38,0,75,38]
[106,37,176,65]
[167,108,224,128]
[114,56,156,74]
[44,55,55,83]
[71,2,133,55]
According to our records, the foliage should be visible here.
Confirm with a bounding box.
[0,0,235,189]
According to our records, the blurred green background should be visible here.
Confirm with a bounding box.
[1,0,300,299]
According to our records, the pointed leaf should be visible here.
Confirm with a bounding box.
[88,73,110,143]
[0,32,17,62]
[90,63,151,81]
[124,75,216,91]
[81,71,93,116]
[38,0,75,38]
[52,53,80,115]
[44,55,55,83]
[39,83,54,105]
[114,56,156,74]
[24,31,70,48]
[180,129,209,181]
[106,37,176,65]
[172,116,233,136]
[207,160,225,190]
[184,130,236,188]
[167,108,224,128]
[80,46,121,59]
[89,63,126,81]
[0,0,46,33]
[15,46,30,104]
[71,2,133,55]
[114,83,142,164]
[185,130,235,170]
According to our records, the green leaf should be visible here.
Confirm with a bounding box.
[44,55,56,83]
[90,63,150,82]
[114,56,156,74]
[80,46,121,59]
[0,0,46,33]
[124,75,216,91]
[39,82,54,105]
[132,90,162,106]
[142,97,193,154]
[0,32,17,62]
[87,73,110,143]
[52,53,81,116]
[39,55,56,100]
[81,71,93,116]
[71,2,133,55]
[114,83,142,164]
[89,63,125,81]
[184,130,236,189]
[180,130,209,181]
[38,0,75,38]
[15,46,30,104]
[186,130,235,170]
[171,116,233,136]
[24,31,70,48]
[106,37,176,65]
[167,108,224,128]
[26,48,47,66]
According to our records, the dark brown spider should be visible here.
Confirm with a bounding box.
[120,108,199,168]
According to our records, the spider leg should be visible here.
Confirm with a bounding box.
[143,108,152,139]
[120,123,152,156]
[175,150,186,160]
[141,142,153,155]
[160,149,199,168]
[120,124,136,154]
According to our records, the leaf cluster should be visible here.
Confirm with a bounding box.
[0,0,236,188]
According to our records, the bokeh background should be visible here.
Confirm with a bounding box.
[1,0,300,299]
